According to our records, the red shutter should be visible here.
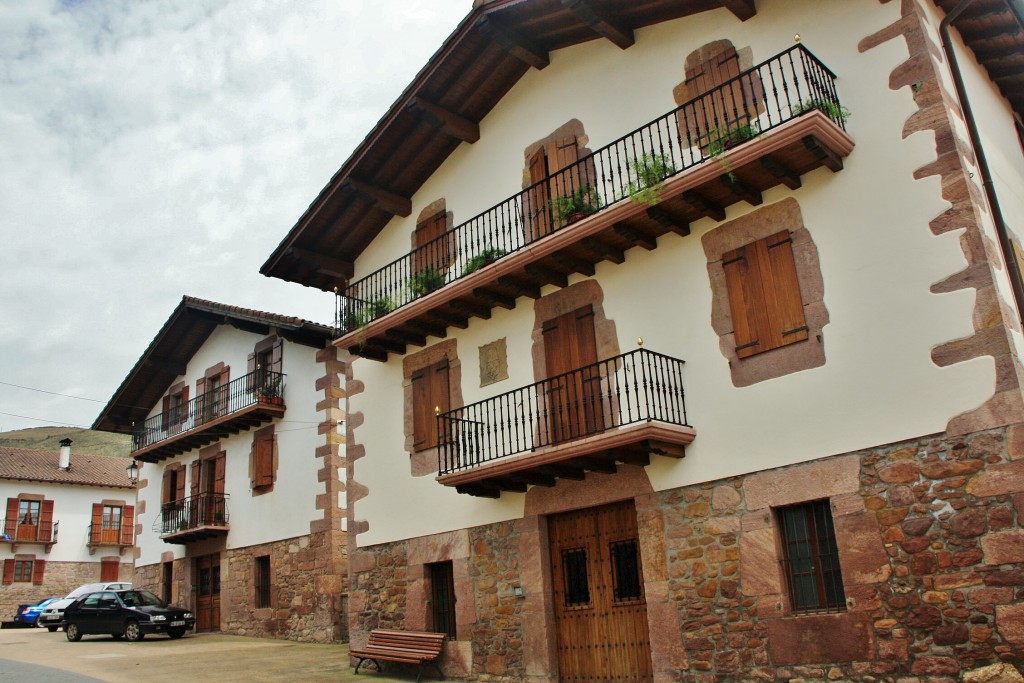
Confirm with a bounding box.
[4,498,17,537]
[90,503,104,544]
[254,431,274,488]
[2,558,13,585]
[527,148,552,239]
[219,368,231,415]
[191,461,201,499]
[162,471,172,506]
[100,558,119,582]
[174,466,186,502]
[271,339,283,375]
[32,559,45,585]
[120,506,135,546]
[39,500,53,542]
[196,377,207,419]
[214,452,226,496]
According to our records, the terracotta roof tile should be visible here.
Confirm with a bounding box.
[0,447,134,489]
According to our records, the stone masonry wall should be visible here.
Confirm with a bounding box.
[1,559,132,619]
[469,520,525,681]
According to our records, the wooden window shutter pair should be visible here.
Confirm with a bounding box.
[722,231,808,359]
[253,430,275,489]
[411,359,450,452]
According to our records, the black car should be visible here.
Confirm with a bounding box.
[63,589,195,642]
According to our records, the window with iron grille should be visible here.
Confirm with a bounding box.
[610,540,642,601]
[428,561,457,639]
[777,499,846,613]
[255,555,271,609]
[562,548,591,607]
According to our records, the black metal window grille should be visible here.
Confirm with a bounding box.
[337,44,842,334]
[778,499,846,614]
[562,548,591,607]
[428,561,457,639]
[255,555,271,609]
[610,540,642,602]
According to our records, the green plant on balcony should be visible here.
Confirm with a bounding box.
[792,97,851,125]
[257,376,283,404]
[549,184,602,225]
[342,296,396,332]
[626,152,677,206]
[462,247,508,276]
[408,266,445,298]
[706,121,760,158]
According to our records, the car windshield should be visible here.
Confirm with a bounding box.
[119,590,164,608]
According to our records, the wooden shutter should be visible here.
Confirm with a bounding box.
[214,452,226,496]
[2,558,13,585]
[174,467,186,502]
[218,368,230,416]
[723,231,807,359]
[162,471,172,506]
[271,339,283,375]
[412,359,449,452]
[32,559,45,585]
[196,377,207,418]
[254,431,274,488]
[161,394,171,430]
[4,498,17,537]
[101,558,120,582]
[546,136,582,200]
[191,460,201,499]
[415,211,451,275]
[527,148,552,239]
[39,500,53,542]
[685,46,743,144]
[90,503,104,544]
[248,352,256,374]
[120,506,135,545]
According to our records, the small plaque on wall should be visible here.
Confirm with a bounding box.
[479,338,508,387]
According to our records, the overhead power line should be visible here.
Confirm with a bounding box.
[0,380,105,403]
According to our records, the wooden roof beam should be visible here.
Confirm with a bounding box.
[286,247,354,281]
[478,15,550,70]
[682,190,726,222]
[407,97,480,143]
[719,174,763,206]
[646,206,690,237]
[721,0,757,21]
[561,0,634,49]
[345,177,412,217]
[143,358,188,376]
[759,155,801,190]
[614,222,657,250]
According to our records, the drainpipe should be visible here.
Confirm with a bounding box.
[939,0,1024,325]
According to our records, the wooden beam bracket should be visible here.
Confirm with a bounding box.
[407,97,480,143]
[560,0,634,49]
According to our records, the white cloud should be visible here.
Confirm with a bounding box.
[0,0,468,431]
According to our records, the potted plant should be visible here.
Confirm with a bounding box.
[792,97,851,125]
[257,376,283,405]
[462,247,507,276]
[342,296,396,333]
[706,121,760,158]
[408,266,445,297]
[627,152,676,206]
[550,184,602,225]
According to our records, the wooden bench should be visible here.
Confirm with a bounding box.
[350,629,446,682]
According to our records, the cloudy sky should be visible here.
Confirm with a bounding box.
[0,0,468,433]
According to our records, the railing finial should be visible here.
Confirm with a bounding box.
[794,33,801,43]
[637,337,644,347]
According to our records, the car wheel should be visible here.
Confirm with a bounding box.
[124,620,144,642]
[46,626,58,633]
[65,623,83,642]
[168,629,186,639]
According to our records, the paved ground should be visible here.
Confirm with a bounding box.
[0,626,417,683]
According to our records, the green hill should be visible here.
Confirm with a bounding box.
[0,426,131,459]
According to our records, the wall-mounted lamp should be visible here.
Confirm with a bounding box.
[126,460,140,485]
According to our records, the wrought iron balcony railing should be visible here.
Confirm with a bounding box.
[154,493,229,536]
[0,519,58,546]
[438,348,688,476]
[339,44,841,334]
[87,523,134,547]
[132,370,285,452]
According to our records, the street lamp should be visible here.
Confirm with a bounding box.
[126,460,139,484]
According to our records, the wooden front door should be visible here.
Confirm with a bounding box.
[543,305,604,444]
[550,501,653,682]
[194,554,221,632]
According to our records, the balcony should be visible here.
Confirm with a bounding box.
[87,523,134,556]
[132,370,286,463]
[436,348,694,497]
[155,493,229,544]
[335,44,854,361]
[0,520,58,552]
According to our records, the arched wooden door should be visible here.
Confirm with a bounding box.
[549,500,653,682]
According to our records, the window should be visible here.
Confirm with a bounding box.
[162,466,186,509]
[414,209,452,279]
[3,557,44,585]
[428,561,456,639]
[610,540,642,601]
[4,497,54,542]
[722,230,808,359]
[249,338,283,402]
[412,358,450,452]
[197,364,230,421]
[90,503,134,545]
[562,548,591,607]
[161,385,189,432]
[777,500,845,613]
[252,427,275,490]
[255,555,271,609]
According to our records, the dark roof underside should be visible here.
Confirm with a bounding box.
[92,297,334,435]
[261,0,1024,293]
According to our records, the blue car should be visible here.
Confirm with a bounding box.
[14,597,60,626]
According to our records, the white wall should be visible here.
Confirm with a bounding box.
[349,0,998,547]
[0,480,134,563]
[135,328,325,567]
